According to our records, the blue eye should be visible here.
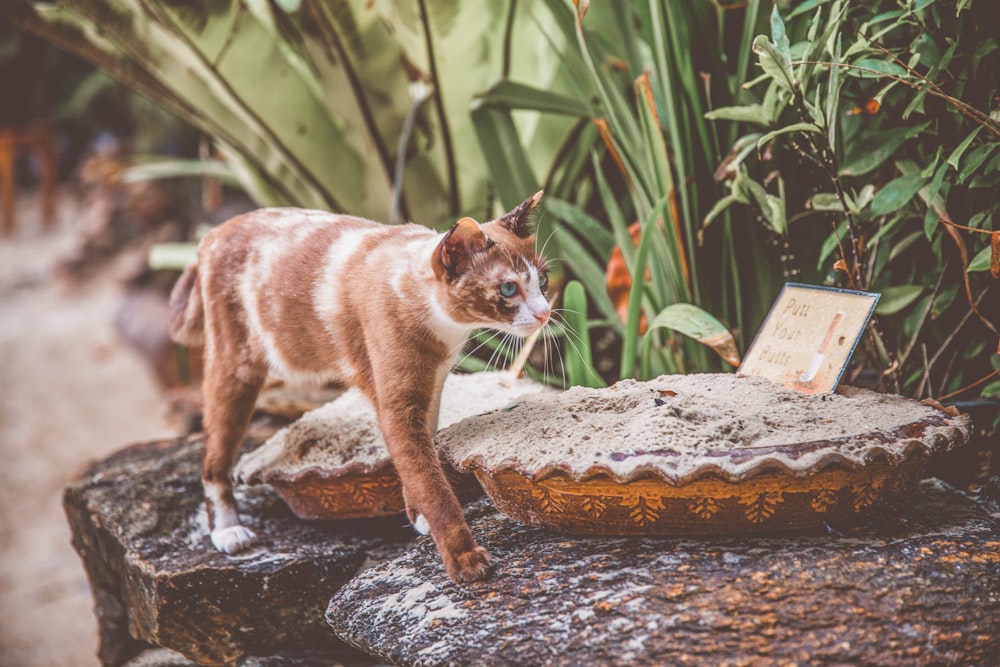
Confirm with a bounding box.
[538,272,549,291]
[499,281,518,298]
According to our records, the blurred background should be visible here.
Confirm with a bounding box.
[1,1,998,665]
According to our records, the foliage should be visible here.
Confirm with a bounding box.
[3,0,573,226]
[472,1,768,382]
[708,0,999,401]
[8,0,998,405]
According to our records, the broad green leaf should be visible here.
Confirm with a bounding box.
[645,303,740,367]
[875,285,925,315]
[752,35,796,92]
[958,144,999,183]
[869,173,927,217]
[980,379,1000,399]
[840,121,931,176]
[847,58,908,78]
[808,193,844,212]
[769,4,791,64]
[704,104,771,127]
[967,244,992,272]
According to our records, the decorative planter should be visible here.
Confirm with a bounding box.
[439,374,971,535]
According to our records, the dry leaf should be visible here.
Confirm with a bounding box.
[606,222,648,334]
[833,258,848,273]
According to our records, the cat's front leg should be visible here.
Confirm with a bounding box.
[375,384,491,582]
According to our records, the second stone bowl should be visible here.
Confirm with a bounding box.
[438,374,970,535]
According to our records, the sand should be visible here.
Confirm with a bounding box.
[0,192,177,667]
[237,371,552,482]
[438,374,968,483]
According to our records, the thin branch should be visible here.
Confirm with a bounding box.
[938,368,1000,402]
[795,60,1000,138]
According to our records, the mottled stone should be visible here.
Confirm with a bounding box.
[65,436,413,666]
[327,479,1000,666]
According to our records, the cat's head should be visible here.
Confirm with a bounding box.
[432,191,550,337]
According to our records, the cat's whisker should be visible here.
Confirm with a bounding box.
[545,315,596,387]
[455,329,504,369]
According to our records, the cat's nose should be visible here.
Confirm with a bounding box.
[533,306,551,325]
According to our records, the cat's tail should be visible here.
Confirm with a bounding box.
[168,262,205,346]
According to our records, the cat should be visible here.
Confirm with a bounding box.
[168,191,550,582]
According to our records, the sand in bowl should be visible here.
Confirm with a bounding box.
[236,371,552,519]
[437,374,970,535]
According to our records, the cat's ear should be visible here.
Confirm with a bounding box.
[496,190,543,238]
[433,216,490,279]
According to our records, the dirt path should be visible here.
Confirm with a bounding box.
[0,192,177,667]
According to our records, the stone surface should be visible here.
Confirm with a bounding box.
[327,480,1000,666]
[65,436,414,666]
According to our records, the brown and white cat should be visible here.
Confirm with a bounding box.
[168,192,550,582]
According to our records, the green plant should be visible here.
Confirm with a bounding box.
[3,0,575,226]
[471,1,763,382]
[707,0,999,403]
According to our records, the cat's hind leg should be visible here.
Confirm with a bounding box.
[201,360,266,554]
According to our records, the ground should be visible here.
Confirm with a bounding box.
[0,191,176,667]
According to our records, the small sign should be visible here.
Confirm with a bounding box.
[738,283,879,394]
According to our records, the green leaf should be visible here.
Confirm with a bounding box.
[840,121,931,176]
[752,35,796,92]
[808,193,845,212]
[869,173,927,217]
[958,143,999,183]
[968,245,993,272]
[546,198,614,258]
[875,285,925,315]
[473,79,592,117]
[704,104,771,127]
[148,243,198,271]
[756,122,822,150]
[769,4,791,64]
[848,58,908,78]
[980,379,1000,399]
[644,303,740,367]
[562,280,605,388]
[121,159,240,186]
[469,106,539,210]
[702,193,747,233]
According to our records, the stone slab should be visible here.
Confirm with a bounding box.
[327,480,1000,666]
[65,436,413,666]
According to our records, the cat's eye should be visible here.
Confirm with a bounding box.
[499,281,518,298]
[538,272,549,291]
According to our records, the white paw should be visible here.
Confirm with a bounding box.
[211,525,256,554]
[412,514,431,536]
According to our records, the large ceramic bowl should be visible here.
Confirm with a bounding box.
[235,372,552,520]
[437,374,970,535]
